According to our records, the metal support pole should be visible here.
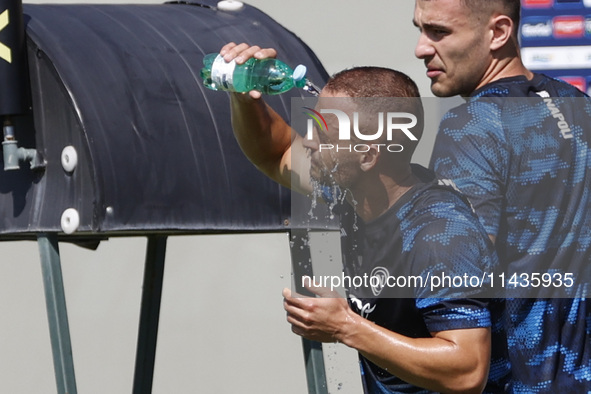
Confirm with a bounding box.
[37,233,78,394]
[289,229,328,394]
[132,235,167,394]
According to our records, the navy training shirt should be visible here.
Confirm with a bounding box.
[335,165,509,393]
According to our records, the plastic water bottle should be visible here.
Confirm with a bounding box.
[200,53,319,95]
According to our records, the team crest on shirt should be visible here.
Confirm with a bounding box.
[370,266,389,296]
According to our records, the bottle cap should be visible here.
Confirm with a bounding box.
[293,65,307,82]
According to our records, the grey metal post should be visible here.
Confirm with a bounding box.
[37,233,78,394]
[289,229,328,394]
[133,235,167,394]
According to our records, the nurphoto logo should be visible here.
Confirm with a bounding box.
[303,106,418,153]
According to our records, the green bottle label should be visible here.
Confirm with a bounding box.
[211,54,237,91]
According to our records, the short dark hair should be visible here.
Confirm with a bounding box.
[323,66,424,155]
[325,66,421,99]
[460,0,521,34]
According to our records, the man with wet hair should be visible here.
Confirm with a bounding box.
[219,42,509,393]
[414,0,591,391]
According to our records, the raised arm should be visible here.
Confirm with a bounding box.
[220,43,312,194]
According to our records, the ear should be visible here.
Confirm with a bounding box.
[489,15,513,51]
[360,145,380,172]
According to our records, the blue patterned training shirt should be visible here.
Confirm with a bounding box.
[430,73,591,392]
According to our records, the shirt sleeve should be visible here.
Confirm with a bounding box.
[402,191,497,331]
[429,100,510,238]
[416,298,491,332]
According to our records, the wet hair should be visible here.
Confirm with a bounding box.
[460,0,521,34]
[323,66,424,150]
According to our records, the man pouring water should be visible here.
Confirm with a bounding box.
[214,42,510,393]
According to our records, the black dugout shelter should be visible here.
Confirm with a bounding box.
[0,0,332,392]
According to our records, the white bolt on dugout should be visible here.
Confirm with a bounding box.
[60,208,80,234]
[217,1,244,11]
[61,145,78,173]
